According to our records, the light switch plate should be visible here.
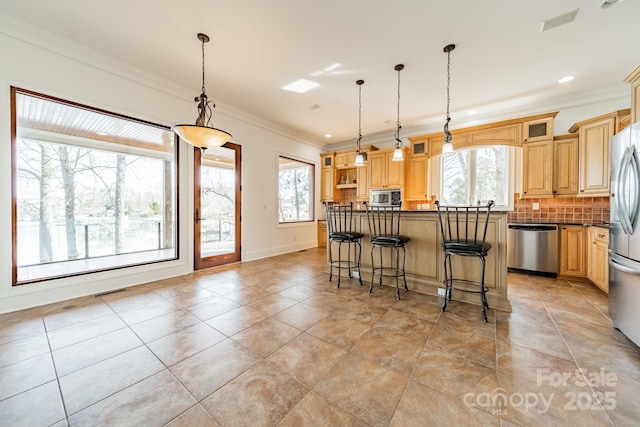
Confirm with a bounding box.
[532,202,540,210]
[437,288,446,296]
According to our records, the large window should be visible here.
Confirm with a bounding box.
[278,156,314,223]
[12,88,177,285]
[440,146,510,208]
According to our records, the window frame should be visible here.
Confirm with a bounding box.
[10,87,179,286]
[436,145,514,211]
[277,154,315,224]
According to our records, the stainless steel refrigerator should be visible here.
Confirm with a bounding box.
[609,121,640,347]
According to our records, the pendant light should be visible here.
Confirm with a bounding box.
[392,64,405,162]
[172,33,232,151]
[354,79,366,167]
[442,44,455,155]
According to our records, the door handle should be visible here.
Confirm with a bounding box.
[195,208,205,223]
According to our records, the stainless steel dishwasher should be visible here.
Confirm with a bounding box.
[507,224,559,275]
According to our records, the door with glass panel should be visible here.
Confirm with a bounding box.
[194,142,241,269]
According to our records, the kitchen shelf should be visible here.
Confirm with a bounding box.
[336,184,357,189]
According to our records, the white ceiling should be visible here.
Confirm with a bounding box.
[1,0,639,147]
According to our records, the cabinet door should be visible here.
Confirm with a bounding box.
[522,140,553,197]
[523,118,553,143]
[321,167,334,201]
[594,240,608,292]
[578,117,614,196]
[369,153,386,189]
[356,164,370,200]
[553,137,578,196]
[407,156,428,200]
[560,225,587,277]
[321,154,334,169]
[386,153,405,188]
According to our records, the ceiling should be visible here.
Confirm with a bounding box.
[1,0,639,148]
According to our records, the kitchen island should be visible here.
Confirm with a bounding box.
[326,210,512,312]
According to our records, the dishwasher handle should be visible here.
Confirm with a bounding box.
[508,224,558,232]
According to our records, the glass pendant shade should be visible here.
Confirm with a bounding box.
[392,147,404,161]
[172,33,231,150]
[354,153,365,166]
[442,141,454,154]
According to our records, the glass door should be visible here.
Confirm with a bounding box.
[194,142,241,269]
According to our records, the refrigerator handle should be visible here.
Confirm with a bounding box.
[610,252,640,276]
[617,147,633,235]
[628,146,640,233]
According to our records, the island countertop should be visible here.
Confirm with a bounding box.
[325,210,512,312]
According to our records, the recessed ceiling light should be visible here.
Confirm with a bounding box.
[282,79,319,93]
[559,75,575,83]
[96,131,108,136]
[467,110,477,116]
[325,134,332,138]
[601,0,624,9]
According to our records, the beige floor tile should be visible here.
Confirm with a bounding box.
[170,338,261,400]
[223,285,274,304]
[231,317,301,357]
[273,302,331,331]
[266,333,347,388]
[129,309,201,343]
[306,316,373,350]
[247,293,298,316]
[0,308,45,345]
[52,328,142,376]
[115,299,181,325]
[278,391,367,427]
[276,283,319,302]
[205,306,269,336]
[391,292,444,322]
[431,307,496,339]
[315,353,408,427]
[153,285,219,308]
[495,305,557,332]
[496,340,579,384]
[68,370,196,426]
[59,346,164,415]
[302,292,352,312]
[351,328,425,376]
[184,294,240,321]
[496,319,572,361]
[0,332,50,368]
[389,380,499,426]
[0,353,56,401]
[47,313,126,350]
[147,322,226,366]
[165,404,220,427]
[201,361,308,427]
[427,323,497,368]
[0,381,66,427]
[43,300,114,331]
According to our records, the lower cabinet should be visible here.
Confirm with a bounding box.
[559,225,587,278]
[587,227,609,293]
[317,221,327,248]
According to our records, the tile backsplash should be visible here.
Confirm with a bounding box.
[507,195,609,225]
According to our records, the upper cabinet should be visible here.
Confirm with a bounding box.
[553,135,579,196]
[472,123,522,146]
[523,117,554,143]
[625,64,640,124]
[569,109,630,197]
[334,152,357,169]
[320,153,335,202]
[521,140,553,198]
[369,148,407,189]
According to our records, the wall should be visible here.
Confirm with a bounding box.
[0,17,321,313]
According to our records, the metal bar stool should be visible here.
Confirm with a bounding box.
[323,202,363,287]
[435,200,495,322]
[363,201,410,300]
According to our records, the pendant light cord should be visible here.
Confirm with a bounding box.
[201,38,206,95]
[394,64,403,147]
[357,81,363,150]
[443,44,455,145]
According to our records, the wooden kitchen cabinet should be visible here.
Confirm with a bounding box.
[559,225,587,278]
[521,139,553,198]
[320,153,335,202]
[587,227,609,293]
[472,123,521,146]
[369,148,407,189]
[334,152,357,169]
[523,117,554,143]
[570,110,630,197]
[553,135,579,196]
[406,156,428,200]
[625,64,640,124]
[356,162,370,201]
[317,221,327,247]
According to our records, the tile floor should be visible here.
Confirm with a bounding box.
[1,248,639,426]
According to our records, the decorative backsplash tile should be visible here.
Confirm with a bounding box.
[507,195,609,225]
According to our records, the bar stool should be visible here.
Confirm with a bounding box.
[363,201,410,300]
[435,200,494,322]
[323,202,363,287]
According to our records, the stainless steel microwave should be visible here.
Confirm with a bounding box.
[370,188,402,206]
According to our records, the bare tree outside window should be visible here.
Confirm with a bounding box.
[278,156,314,223]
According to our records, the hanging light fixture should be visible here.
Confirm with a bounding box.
[172,33,232,151]
[354,79,366,167]
[392,64,405,162]
[442,44,455,155]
